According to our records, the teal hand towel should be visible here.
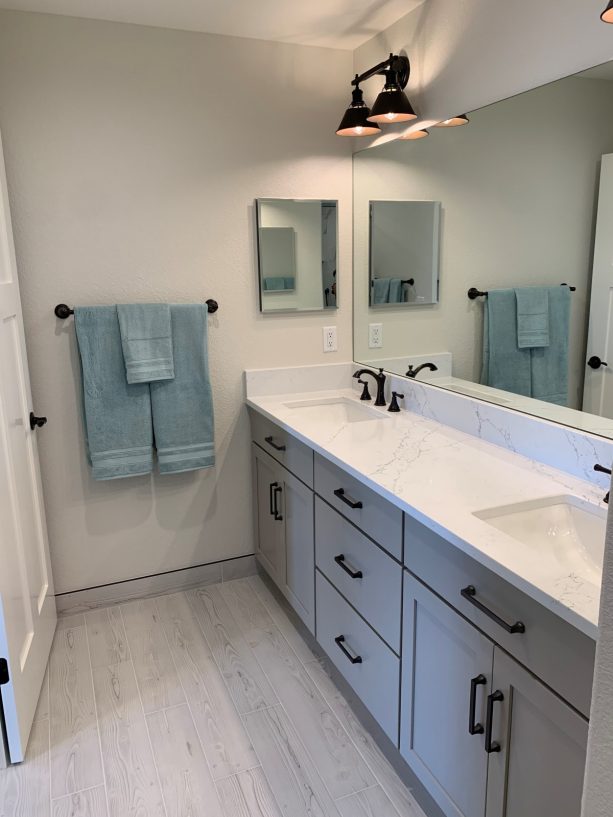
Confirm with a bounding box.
[531,286,570,405]
[283,277,295,290]
[480,289,531,396]
[515,287,549,348]
[264,277,286,290]
[150,304,215,474]
[117,304,174,384]
[388,279,403,303]
[373,278,390,304]
[74,306,153,480]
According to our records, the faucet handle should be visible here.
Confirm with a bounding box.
[358,379,372,401]
[388,391,405,412]
[594,463,612,475]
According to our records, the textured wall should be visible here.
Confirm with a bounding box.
[0,10,352,593]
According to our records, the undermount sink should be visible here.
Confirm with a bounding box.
[283,396,387,424]
[474,495,606,579]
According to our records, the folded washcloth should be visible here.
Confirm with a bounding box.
[515,288,550,348]
[480,288,532,396]
[388,279,404,303]
[372,278,391,304]
[74,306,153,480]
[150,304,215,474]
[264,277,287,291]
[117,303,174,383]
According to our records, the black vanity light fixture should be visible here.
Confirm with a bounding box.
[336,53,416,136]
[400,128,429,140]
[601,1,613,22]
[434,113,469,127]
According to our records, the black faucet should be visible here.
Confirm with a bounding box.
[353,368,386,406]
[406,362,438,379]
[594,463,612,504]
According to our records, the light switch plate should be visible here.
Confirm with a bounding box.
[323,326,337,352]
[369,323,383,348]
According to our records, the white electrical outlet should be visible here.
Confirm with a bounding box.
[323,325,338,353]
[369,323,383,348]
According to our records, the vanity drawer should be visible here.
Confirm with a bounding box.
[315,497,402,652]
[404,513,595,717]
[249,409,313,487]
[314,453,402,560]
[316,570,400,743]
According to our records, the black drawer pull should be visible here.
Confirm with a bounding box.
[485,690,504,753]
[265,435,286,452]
[269,482,277,516]
[469,674,487,736]
[334,554,363,579]
[272,485,283,521]
[461,586,525,634]
[333,488,363,510]
[334,635,362,664]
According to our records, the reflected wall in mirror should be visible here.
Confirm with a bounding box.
[256,198,337,313]
[353,61,613,439]
[370,201,440,307]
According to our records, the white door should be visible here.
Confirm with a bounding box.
[0,131,56,764]
[583,154,613,417]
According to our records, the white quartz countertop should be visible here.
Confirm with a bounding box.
[247,388,606,639]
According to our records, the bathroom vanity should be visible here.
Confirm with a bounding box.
[247,373,603,817]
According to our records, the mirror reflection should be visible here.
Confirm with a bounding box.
[256,198,337,313]
[353,62,613,438]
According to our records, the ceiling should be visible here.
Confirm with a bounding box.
[0,0,425,50]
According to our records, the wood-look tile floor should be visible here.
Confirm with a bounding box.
[0,575,427,817]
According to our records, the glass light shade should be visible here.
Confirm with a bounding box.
[400,128,429,140]
[602,1,613,21]
[367,88,417,123]
[434,114,469,127]
[336,87,382,136]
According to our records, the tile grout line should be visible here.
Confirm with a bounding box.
[118,603,170,817]
[83,608,112,817]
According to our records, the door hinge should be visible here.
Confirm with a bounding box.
[0,658,9,685]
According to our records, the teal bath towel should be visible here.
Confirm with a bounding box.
[531,286,570,405]
[515,287,549,349]
[117,303,174,383]
[373,278,391,304]
[263,277,287,290]
[75,306,153,480]
[481,289,532,396]
[388,279,404,303]
[150,304,215,474]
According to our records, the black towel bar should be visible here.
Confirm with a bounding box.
[468,284,576,300]
[54,299,219,318]
[371,278,414,286]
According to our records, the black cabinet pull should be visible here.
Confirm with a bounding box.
[469,674,487,735]
[334,554,363,579]
[485,690,504,753]
[334,635,362,664]
[265,435,286,452]
[587,356,608,370]
[461,586,525,634]
[272,485,283,521]
[333,488,363,510]
[29,412,47,431]
[269,482,278,516]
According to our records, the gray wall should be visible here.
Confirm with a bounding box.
[0,10,352,594]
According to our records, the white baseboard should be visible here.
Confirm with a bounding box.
[55,554,257,615]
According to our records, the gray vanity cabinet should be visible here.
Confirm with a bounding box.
[251,442,315,632]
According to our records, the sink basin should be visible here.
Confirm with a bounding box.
[283,397,387,424]
[475,495,606,578]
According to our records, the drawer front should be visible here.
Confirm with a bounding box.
[249,409,313,487]
[404,514,595,717]
[315,497,402,652]
[314,453,402,560]
[316,571,400,742]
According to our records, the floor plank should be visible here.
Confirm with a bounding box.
[48,622,104,799]
[336,786,401,817]
[305,659,427,817]
[156,592,258,780]
[221,579,375,799]
[52,785,108,817]
[85,607,130,668]
[187,586,278,714]
[120,598,185,713]
[216,767,283,817]
[0,718,50,817]
[33,665,50,722]
[92,661,165,817]
[244,706,342,817]
[146,704,224,817]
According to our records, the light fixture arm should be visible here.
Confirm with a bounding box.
[352,54,410,89]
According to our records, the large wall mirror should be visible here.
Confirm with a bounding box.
[353,61,613,439]
[256,198,338,313]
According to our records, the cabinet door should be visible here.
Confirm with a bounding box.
[278,468,315,633]
[401,572,493,817]
[486,647,588,817]
[253,444,284,586]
